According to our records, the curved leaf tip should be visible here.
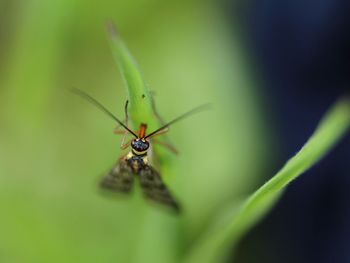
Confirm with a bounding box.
[184,97,350,263]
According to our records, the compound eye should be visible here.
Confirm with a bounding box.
[132,139,149,152]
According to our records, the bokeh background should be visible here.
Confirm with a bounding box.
[0,0,348,263]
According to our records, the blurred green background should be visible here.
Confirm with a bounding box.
[0,0,272,262]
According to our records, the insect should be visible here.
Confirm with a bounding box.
[72,88,208,212]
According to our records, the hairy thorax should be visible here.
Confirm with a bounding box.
[125,151,149,173]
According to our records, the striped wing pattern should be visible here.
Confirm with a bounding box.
[100,159,134,193]
[139,165,180,212]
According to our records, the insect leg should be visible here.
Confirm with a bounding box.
[113,100,130,148]
[114,129,127,135]
[147,127,179,155]
[148,93,179,150]
[148,127,169,138]
[149,91,166,125]
[152,139,178,155]
[121,138,132,150]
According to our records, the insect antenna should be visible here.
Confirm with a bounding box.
[71,88,138,138]
[144,103,211,139]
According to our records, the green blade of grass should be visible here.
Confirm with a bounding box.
[107,22,156,129]
[106,21,176,167]
[107,21,174,161]
[107,22,180,263]
[184,97,350,263]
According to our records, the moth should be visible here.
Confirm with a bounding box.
[73,88,208,212]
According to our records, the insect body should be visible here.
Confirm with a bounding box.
[101,123,180,211]
[72,88,208,213]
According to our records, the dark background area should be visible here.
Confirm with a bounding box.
[232,1,350,262]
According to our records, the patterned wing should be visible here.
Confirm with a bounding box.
[139,165,180,212]
[100,159,134,193]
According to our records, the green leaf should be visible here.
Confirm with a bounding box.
[107,22,156,130]
[107,22,180,263]
[107,22,173,165]
[184,97,350,263]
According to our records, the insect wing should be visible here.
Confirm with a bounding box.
[100,159,134,193]
[139,166,180,212]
